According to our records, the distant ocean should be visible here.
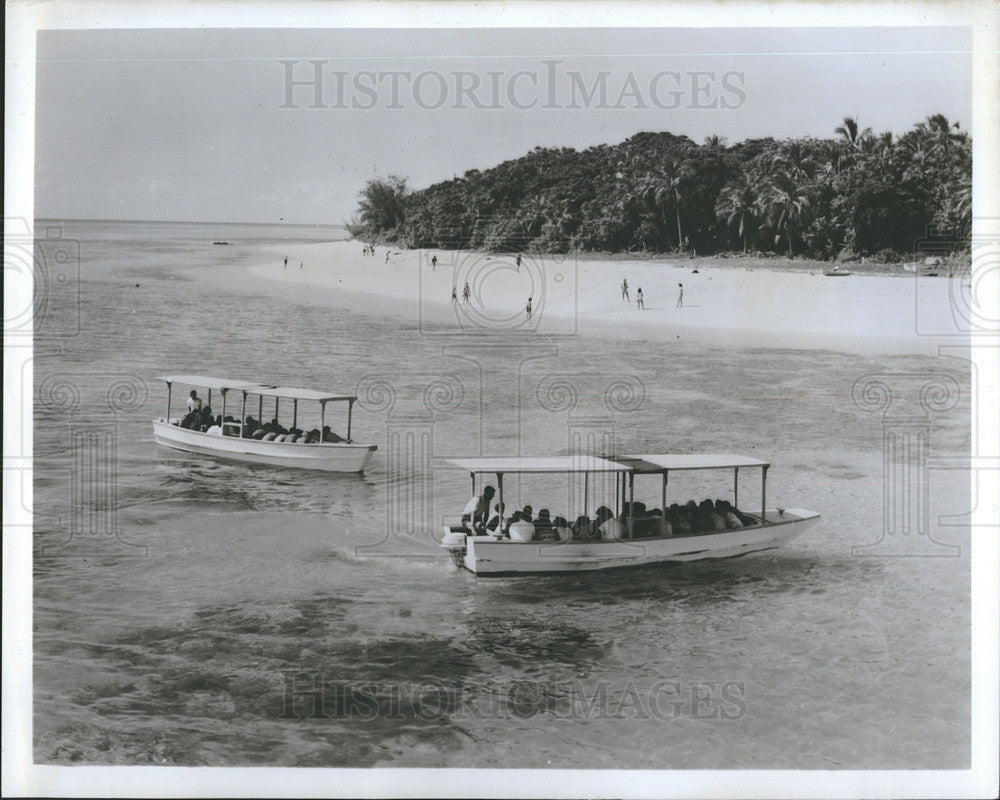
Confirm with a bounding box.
[32,219,970,768]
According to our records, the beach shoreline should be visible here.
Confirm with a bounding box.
[194,238,966,357]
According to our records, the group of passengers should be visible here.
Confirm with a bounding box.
[459,486,756,542]
[175,391,345,442]
[239,417,344,444]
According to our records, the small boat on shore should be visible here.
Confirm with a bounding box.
[440,454,819,575]
[823,269,852,277]
[152,374,376,472]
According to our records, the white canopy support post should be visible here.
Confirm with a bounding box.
[292,399,298,430]
[221,388,227,422]
[241,391,248,437]
[207,388,212,408]
[275,396,279,424]
[583,472,589,517]
[166,381,172,420]
[347,399,354,442]
[497,473,504,521]
[627,472,635,538]
[761,465,768,525]
[661,471,667,511]
[258,395,263,420]
[733,467,739,509]
[320,400,326,439]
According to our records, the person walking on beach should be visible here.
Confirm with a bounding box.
[283,257,288,269]
[676,283,684,307]
[621,278,630,301]
[451,286,458,304]
[385,250,391,264]
[431,254,437,271]
[516,253,522,271]
[636,287,644,310]
[299,261,303,269]
[526,296,533,319]
[462,282,471,304]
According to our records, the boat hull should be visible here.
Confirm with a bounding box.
[457,510,819,575]
[153,419,376,472]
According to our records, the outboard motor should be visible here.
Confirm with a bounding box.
[440,526,468,565]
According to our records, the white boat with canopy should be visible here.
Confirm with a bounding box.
[440,453,819,575]
[152,374,376,472]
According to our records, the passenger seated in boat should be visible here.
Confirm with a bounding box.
[486,502,506,534]
[596,506,625,540]
[251,427,267,440]
[667,505,690,535]
[687,500,712,533]
[508,512,535,541]
[716,499,749,528]
[304,428,321,443]
[197,406,214,431]
[180,410,200,429]
[647,508,671,537]
[206,422,222,435]
[553,516,573,542]
[262,431,279,441]
[322,426,345,443]
[572,514,595,540]
[704,499,727,531]
[629,501,649,536]
[532,509,558,541]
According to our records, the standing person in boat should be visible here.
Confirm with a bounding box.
[621,278,630,301]
[636,287,644,310]
[461,485,495,531]
[676,283,684,307]
[186,390,203,414]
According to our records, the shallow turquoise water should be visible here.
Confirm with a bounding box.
[31,220,970,767]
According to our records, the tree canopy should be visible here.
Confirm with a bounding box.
[349,115,971,260]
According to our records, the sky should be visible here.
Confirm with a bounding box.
[34,26,973,225]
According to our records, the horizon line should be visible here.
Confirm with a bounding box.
[34,216,347,227]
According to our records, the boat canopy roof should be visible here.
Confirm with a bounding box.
[156,376,355,402]
[622,453,770,471]
[156,374,273,392]
[253,386,357,403]
[448,456,631,474]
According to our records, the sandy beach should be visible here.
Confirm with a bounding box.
[246,240,965,355]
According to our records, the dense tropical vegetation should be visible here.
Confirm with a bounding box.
[348,115,971,261]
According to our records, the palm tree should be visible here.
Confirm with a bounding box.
[834,116,873,149]
[763,171,811,256]
[915,114,966,158]
[637,155,692,250]
[715,173,758,253]
[773,141,817,181]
